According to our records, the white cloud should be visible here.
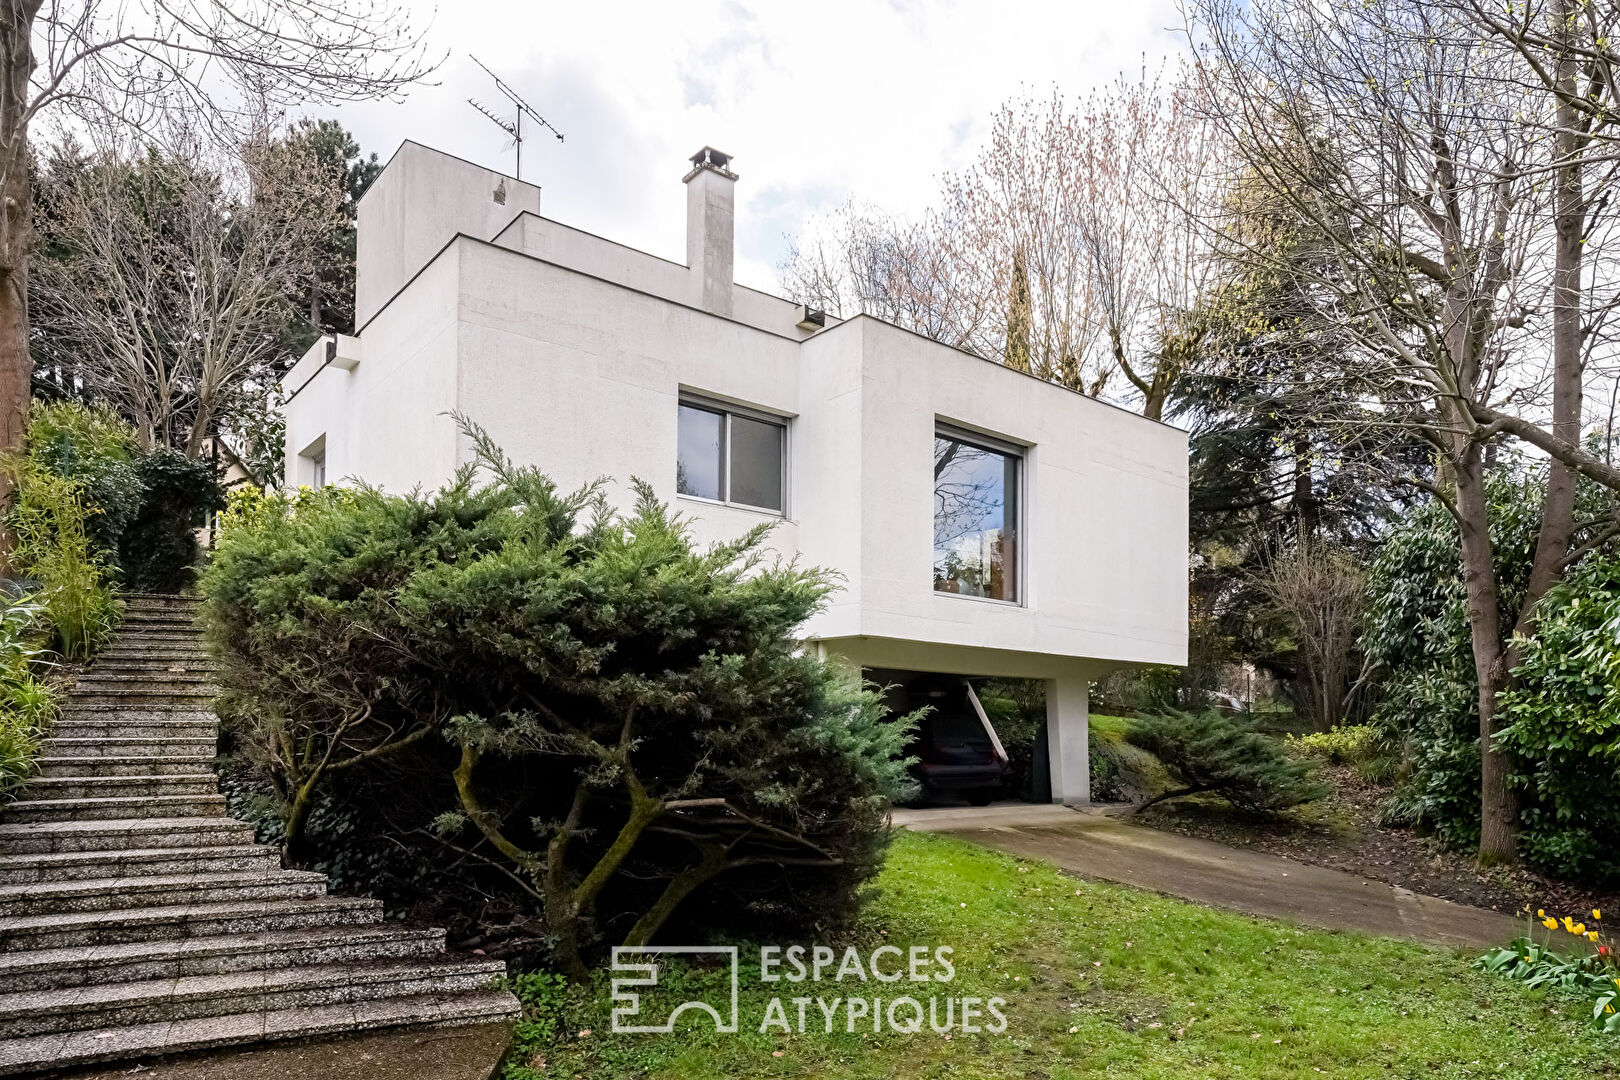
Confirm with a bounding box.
[319,0,1184,292]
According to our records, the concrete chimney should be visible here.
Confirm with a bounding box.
[684,147,736,317]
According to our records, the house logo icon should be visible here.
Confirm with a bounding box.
[610,945,740,1034]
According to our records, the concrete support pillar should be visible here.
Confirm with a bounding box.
[1044,675,1090,805]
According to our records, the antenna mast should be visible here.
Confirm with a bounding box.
[466,55,566,181]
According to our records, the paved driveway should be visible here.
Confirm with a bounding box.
[893,804,1518,950]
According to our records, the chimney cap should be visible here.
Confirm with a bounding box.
[684,146,737,182]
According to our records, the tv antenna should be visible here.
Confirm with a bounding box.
[467,55,565,181]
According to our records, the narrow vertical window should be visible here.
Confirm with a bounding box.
[676,404,725,501]
[933,429,1020,602]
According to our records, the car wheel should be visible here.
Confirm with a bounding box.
[966,789,995,807]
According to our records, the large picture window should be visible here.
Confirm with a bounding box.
[676,400,786,513]
[933,427,1020,602]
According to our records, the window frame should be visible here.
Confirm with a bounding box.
[676,394,790,516]
[932,422,1025,607]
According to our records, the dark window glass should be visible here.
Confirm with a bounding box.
[933,433,1018,602]
[677,401,786,513]
[676,404,724,501]
[728,414,784,511]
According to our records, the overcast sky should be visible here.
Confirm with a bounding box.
[319,1,1185,293]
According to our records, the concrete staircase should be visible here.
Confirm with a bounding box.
[0,593,519,1075]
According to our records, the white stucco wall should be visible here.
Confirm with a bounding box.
[284,248,464,491]
[356,142,542,329]
[288,234,1186,674]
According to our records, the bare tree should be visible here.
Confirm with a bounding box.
[1189,0,1620,863]
[779,69,1227,417]
[31,124,342,456]
[0,1,434,531]
[1254,546,1367,730]
[777,200,993,351]
[1066,70,1227,419]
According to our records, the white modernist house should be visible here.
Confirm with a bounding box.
[282,141,1189,804]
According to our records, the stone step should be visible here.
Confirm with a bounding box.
[68,688,216,708]
[2,794,228,823]
[0,869,326,917]
[0,817,256,855]
[117,611,202,625]
[0,868,327,917]
[57,704,215,717]
[120,608,202,619]
[0,924,448,993]
[15,775,220,801]
[0,845,278,885]
[35,755,214,777]
[76,671,215,687]
[50,719,217,741]
[95,640,209,652]
[87,658,217,675]
[87,656,212,670]
[96,632,206,647]
[0,955,505,1040]
[0,989,520,1076]
[108,629,204,643]
[0,895,383,951]
[40,737,217,760]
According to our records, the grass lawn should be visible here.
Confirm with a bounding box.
[502,831,1611,1079]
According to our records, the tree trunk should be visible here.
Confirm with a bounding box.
[0,3,40,563]
[1452,442,1517,864]
[1512,0,1585,647]
[1292,436,1316,551]
[283,772,322,860]
[620,842,730,948]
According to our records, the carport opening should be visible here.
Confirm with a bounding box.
[868,669,1053,807]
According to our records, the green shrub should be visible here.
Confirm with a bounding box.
[0,596,60,797]
[202,418,917,978]
[117,450,225,592]
[1363,459,1620,876]
[8,400,224,599]
[1287,723,1398,784]
[1497,555,1620,883]
[1,449,116,660]
[1127,709,1328,814]
[1361,463,1547,848]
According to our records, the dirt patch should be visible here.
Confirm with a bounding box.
[1130,763,1619,923]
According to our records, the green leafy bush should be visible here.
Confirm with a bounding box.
[0,596,60,797]
[7,400,224,600]
[1363,460,1620,876]
[1,442,117,659]
[1361,464,1546,848]
[1127,709,1328,813]
[202,419,917,977]
[117,450,225,592]
[1497,555,1620,882]
[1287,723,1398,783]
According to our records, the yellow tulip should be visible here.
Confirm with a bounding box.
[1543,918,1558,930]
[1538,909,1546,918]
[1589,932,1600,942]
[1595,909,1603,921]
